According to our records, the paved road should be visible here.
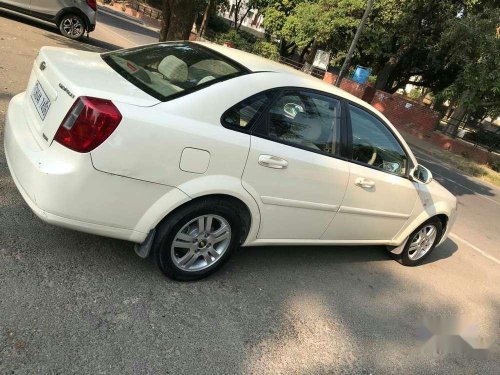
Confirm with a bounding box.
[93,7,159,48]
[0,12,499,375]
[412,147,500,262]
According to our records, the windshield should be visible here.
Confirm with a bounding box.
[102,42,248,101]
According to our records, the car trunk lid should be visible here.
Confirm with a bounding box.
[24,47,160,149]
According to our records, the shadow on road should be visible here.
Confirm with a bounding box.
[413,148,498,199]
[96,9,159,40]
[0,185,495,373]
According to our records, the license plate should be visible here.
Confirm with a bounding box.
[31,81,51,120]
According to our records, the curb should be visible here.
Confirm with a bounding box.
[97,5,145,25]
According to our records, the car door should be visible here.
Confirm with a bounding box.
[323,103,418,241]
[2,0,31,13]
[241,88,350,239]
[30,0,66,18]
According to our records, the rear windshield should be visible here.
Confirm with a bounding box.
[102,42,248,101]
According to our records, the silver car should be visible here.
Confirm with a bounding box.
[0,0,97,39]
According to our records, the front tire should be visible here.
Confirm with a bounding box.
[59,14,86,40]
[153,199,243,281]
[399,218,443,266]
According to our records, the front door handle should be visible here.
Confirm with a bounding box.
[258,155,288,169]
[355,177,375,189]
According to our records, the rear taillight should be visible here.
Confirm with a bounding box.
[54,97,122,153]
[86,0,97,11]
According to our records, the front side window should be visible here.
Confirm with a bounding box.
[102,43,247,101]
[349,104,408,176]
[256,90,341,156]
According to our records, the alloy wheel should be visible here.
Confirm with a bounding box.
[62,17,84,38]
[170,214,231,272]
[407,224,437,261]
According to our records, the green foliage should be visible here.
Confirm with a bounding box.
[252,41,280,60]
[261,0,471,92]
[207,14,230,33]
[213,30,280,60]
[436,2,500,118]
[407,88,423,101]
[488,160,500,173]
[214,30,254,52]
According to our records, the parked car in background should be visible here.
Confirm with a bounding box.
[4,41,457,280]
[0,0,96,39]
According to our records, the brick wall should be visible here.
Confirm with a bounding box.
[323,72,499,165]
[426,133,499,165]
[323,72,439,136]
[370,90,440,137]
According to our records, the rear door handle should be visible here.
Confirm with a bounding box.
[355,177,375,189]
[258,155,288,169]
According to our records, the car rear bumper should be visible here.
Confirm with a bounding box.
[4,93,174,243]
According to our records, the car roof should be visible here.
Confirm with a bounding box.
[193,42,417,166]
[193,41,300,74]
[194,41,370,108]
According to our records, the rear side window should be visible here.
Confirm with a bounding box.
[102,42,248,101]
[255,90,342,156]
[221,92,273,130]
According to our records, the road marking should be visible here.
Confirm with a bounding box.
[416,155,500,207]
[449,233,500,265]
[431,170,500,207]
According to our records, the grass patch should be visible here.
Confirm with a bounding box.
[425,148,500,187]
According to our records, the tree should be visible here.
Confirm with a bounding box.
[159,0,197,41]
[439,1,500,136]
[198,0,215,37]
[260,0,466,93]
[365,0,464,92]
[231,0,268,31]
[260,0,304,56]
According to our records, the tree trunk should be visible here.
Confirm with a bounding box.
[159,0,196,41]
[279,39,296,57]
[374,44,410,91]
[233,1,241,30]
[198,0,213,38]
[374,55,399,91]
[299,39,315,64]
[236,8,251,31]
[444,91,472,137]
[159,0,171,41]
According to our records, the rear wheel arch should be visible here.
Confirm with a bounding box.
[55,7,91,31]
[154,194,253,245]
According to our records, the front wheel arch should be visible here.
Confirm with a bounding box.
[388,214,449,255]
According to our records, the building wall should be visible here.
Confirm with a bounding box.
[221,0,265,33]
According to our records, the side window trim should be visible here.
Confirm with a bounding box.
[220,88,278,134]
[251,87,350,161]
[346,100,411,179]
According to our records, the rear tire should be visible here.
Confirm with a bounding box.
[59,14,86,40]
[153,199,243,281]
[398,218,443,266]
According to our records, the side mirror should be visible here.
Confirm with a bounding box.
[411,165,433,184]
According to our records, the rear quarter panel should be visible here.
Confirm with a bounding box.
[90,73,304,188]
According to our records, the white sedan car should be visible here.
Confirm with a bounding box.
[4,42,457,280]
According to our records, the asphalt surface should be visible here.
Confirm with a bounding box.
[1,10,499,375]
